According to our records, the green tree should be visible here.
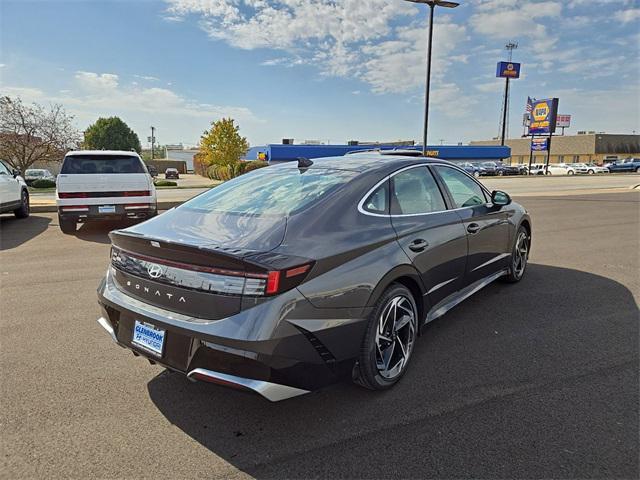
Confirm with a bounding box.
[199,118,249,168]
[84,117,142,153]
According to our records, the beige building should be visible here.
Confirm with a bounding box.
[471,133,640,165]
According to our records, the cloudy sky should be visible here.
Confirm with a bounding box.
[1,0,638,147]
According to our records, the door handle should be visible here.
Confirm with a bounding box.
[467,223,481,234]
[408,239,429,252]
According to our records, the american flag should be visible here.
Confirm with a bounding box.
[526,97,534,113]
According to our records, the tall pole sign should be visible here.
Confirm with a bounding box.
[496,42,520,146]
[526,97,559,174]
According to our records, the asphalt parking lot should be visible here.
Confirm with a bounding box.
[1,191,638,479]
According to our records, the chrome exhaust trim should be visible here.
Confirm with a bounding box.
[97,316,119,344]
[187,368,309,402]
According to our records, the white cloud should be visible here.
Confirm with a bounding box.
[133,74,160,81]
[614,8,640,23]
[164,0,469,101]
[1,71,260,144]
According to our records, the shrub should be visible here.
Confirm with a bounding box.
[154,180,177,187]
[206,160,267,181]
[31,179,57,188]
[244,160,268,173]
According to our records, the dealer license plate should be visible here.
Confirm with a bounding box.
[132,320,165,356]
[99,205,116,214]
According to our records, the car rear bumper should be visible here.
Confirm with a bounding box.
[96,268,370,400]
[58,203,156,221]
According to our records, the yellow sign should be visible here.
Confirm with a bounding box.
[533,102,549,122]
[425,150,439,157]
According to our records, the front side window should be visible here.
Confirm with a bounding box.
[183,166,357,216]
[391,167,446,215]
[435,166,487,208]
[0,162,10,175]
[61,155,145,174]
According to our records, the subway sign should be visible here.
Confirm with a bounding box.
[496,62,521,79]
[529,98,559,135]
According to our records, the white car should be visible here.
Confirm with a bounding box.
[528,163,547,175]
[0,160,30,219]
[56,150,157,233]
[545,164,577,175]
[567,163,609,174]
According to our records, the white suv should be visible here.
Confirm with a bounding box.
[56,150,157,233]
[0,160,30,219]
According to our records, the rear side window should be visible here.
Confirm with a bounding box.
[391,167,446,215]
[363,182,388,214]
[434,166,487,208]
[61,155,145,174]
[183,166,357,216]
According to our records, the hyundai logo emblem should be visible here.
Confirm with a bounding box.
[147,264,163,279]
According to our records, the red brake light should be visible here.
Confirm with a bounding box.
[59,192,88,199]
[266,271,281,295]
[285,264,311,278]
[124,190,150,197]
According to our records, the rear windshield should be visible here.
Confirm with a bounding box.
[182,166,357,216]
[61,155,145,174]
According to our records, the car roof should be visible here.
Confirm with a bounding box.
[65,150,141,157]
[284,153,455,174]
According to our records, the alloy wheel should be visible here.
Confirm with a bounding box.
[375,295,416,379]
[513,230,529,279]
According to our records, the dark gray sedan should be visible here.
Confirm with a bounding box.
[97,154,531,401]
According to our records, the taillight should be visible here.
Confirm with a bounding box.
[110,247,313,297]
[58,192,88,199]
[124,190,151,197]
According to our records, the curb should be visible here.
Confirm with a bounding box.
[31,201,184,214]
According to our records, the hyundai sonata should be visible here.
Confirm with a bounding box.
[97,154,531,401]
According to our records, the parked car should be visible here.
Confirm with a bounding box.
[0,160,29,218]
[569,163,609,174]
[459,161,483,178]
[513,164,530,175]
[606,158,640,173]
[545,164,578,175]
[56,150,157,234]
[146,165,158,178]
[473,161,497,176]
[528,163,547,175]
[24,168,56,186]
[97,154,532,401]
[165,168,180,179]
[487,161,521,176]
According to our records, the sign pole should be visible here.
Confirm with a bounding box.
[545,133,552,174]
[500,77,510,146]
[528,136,534,174]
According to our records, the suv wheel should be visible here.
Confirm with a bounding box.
[588,169,595,174]
[58,215,76,234]
[355,284,417,390]
[502,225,530,283]
[567,170,575,175]
[14,189,30,219]
[636,167,640,173]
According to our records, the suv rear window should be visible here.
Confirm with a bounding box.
[183,166,357,216]
[61,155,145,174]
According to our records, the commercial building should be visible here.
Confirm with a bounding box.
[471,133,640,165]
[244,143,510,163]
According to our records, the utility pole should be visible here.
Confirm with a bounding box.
[150,126,156,160]
[499,42,518,146]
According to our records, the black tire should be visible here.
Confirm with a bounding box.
[588,169,595,174]
[14,189,30,219]
[58,215,76,234]
[502,225,530,283]
[355,283,418,391]
[498,170,504,176]
[636,167,640,173]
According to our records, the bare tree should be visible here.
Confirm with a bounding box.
[0,96,80,173]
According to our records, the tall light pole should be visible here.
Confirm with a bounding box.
[405,0,460,156]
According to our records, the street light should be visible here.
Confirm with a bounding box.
[405,0,460,155]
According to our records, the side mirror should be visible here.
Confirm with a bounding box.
[12,169,21,178]
[491,190,511,206]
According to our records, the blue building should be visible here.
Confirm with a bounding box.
[244,144,511,164]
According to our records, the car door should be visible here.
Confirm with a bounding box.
[0,161,19,207]
[389,166,468,309]
[432,165,511,287]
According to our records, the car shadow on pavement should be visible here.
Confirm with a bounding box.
[70,220,136,244]
[147,264,639,479]
[0,215,51,250]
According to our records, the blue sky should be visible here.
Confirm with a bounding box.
[1,0,639,147]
